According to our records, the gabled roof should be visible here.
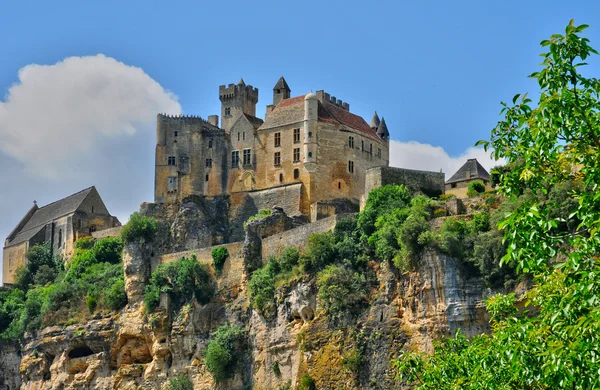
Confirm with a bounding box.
[273,76,290,91]
[446,159,490,184]
[259,95,380,139]
[242,113,264,130]
[5,187,95,248]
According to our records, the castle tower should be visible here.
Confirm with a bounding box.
[273,76,291,106]
[303,92,318,173]
[219,78,259,132]
[376,117,390,142]
[370,112,380,131]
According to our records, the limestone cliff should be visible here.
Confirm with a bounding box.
[0,205,501,389]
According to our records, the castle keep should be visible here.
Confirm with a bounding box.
[154,77,391,216]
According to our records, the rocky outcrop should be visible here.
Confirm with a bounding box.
[0,340,21,390]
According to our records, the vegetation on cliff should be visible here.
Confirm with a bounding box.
[0,237,127,340]
[395,21,600,389]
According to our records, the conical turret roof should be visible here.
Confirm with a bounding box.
[376,117,389,138]
[370,112,380,128]
[238,78,246,86]
[273,76,290,91]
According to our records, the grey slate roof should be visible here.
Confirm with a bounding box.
[242,113,264,130]
[376,117,389,138]
[5,187,94,247]
[273,76,290,91]
[370,112,380,128]
[446,159,490,184]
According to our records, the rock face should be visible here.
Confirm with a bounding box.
[1,205,497,389]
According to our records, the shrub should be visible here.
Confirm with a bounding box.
[467,181,486,197]
[104,278,128,310]
[204,324,245,382]
[299,373,316,390]
[74,236,95,250]
[300,232,336,272]
[144,255,214,313]
[358,185,411,237]
[91,237,123,264]
[211,246,229,275]
[33,265,56,286]
[272,361,281,376]
[248,264,276,315]
[86,295,98,313]
[440,193,456,200]
[167,375,193,390]
[279,247,299,272]
[317,265,367,326]
[342,348,363,373]
[433,208,447,218]
[120,212,158,244]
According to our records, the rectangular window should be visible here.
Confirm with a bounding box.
[238,132,240,141]
[243,132,245,141]
[348,136,354,148]
[174,131,178,137]
[361,140,364,151]
[377,148,382,158]
[274,132,281,147]
[293,128,300,143]
[205,158,212,168]
[274,151,281,166]
[293,148,300,163]
[225,107,231,116]
[370,143,373,154]
[348,160,354,173]
[243,149,251,165]
[167,176,177,192]
[168,156,176,166]
[231,150,240,167]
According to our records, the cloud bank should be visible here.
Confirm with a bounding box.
[0,54,181,177]
[388,140,502,177]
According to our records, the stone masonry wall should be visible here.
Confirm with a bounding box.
[362,166,445,208]
[91,226,123,239]
[229,183,302,241]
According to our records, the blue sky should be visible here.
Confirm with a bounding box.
[0,0,599,273]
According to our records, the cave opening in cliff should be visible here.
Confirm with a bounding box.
[68,346,95,359]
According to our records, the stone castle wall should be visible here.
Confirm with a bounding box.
[261,213,352,259]
[91,226,123,240]
[362,166,446,208]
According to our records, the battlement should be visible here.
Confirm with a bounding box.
[156,114,224,134]
[316,90,350,111]
[219,83,259,102]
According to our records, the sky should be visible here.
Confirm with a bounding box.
[1,0,599,274]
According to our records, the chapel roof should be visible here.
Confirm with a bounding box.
[446,159,490,184]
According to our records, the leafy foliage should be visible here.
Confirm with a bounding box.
[298,373,317,390]
[244,208,272,229]
[466,181,486,197]
[204,324,245,382]
[167,375,194,390]
[317,265,367,326]
[120,212,158,244]
[211,246,229,276]
[395,21,600,389]
[144,255,214,313]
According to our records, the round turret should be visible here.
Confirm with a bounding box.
[305,92,317,101]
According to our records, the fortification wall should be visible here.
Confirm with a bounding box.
[261,213,353,260]
[363,166,445,208]
[229,183,302,241]
[91,226,123,239]
[159,241,245,288]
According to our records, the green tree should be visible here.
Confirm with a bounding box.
[211,246,229,275]
[395,21,600,389]
[120,212,158,244]
[204,324,245,382]
[466,181,486,197]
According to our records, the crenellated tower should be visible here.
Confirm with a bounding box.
[219,78,259,133]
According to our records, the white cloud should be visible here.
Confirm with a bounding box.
[388,140,504,177]
[0,54,181,177]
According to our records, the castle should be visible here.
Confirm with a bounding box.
[154,77,391,215]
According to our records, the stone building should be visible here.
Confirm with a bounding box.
[445,158,492,198]
[2,187,120,285]
[155,77,390,216]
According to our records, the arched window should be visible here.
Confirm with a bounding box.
[294,169,299,179]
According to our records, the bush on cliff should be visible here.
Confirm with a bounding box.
[120,212,158,244]
[144,255,214,313]
[204,324,245,381]
[316,265,368,326]
[211,246,229,275]
[167,375,194,390]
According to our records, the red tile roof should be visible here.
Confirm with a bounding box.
[263,95,380,139]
